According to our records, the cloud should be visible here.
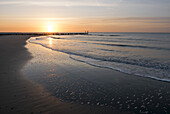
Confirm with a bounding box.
[0,1,23,5]
[69,17,170,25]
[2,16,169,24]
[0,0,118,7]
[0,0,169,6]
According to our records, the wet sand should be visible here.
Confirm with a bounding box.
[0,35,129,114]
[23,36,170,114]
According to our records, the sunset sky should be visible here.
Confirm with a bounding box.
[0,0,170,32]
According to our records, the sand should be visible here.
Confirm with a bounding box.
[0,35,130,114]
[23,36,170,114]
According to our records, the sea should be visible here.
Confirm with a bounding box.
[23,32,170,114]
[28,32,170,82]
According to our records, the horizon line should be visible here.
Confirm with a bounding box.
[0,32,170,34]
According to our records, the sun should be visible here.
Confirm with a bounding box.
[46,25,54,32]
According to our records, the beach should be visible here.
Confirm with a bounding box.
[1,0,170,113]
[0,35,131,114]
[0,34,169,114]
[24,34,169,114]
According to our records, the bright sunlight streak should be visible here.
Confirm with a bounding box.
[49,38,52,45]
[47,25,54,32]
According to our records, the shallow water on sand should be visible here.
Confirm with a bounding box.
[28,33,170,82]
[22,40,170,114]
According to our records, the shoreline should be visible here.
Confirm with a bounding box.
[0,35,129,114]
[1,35,169,114]
[69,54,170,83]
[23,36,170,114]
[28,36,170,83]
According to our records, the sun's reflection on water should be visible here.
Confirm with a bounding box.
[49,38,52,45]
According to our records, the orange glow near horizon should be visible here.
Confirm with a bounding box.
[0,18,170,33]
[0,0,170,33]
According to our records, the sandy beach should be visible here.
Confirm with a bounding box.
[0,35,131,114]
[0,35,169,114]
[1,0,170,113]
[23,35,170,114]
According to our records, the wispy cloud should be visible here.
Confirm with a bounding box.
[1,17,170,24]
[75,17,170,24]
[0,17,77,21]
[0,1,118,7]
[0,1,23,5]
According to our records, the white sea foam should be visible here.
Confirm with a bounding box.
[69,54,170,82]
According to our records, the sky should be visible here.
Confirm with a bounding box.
[0,0,170,32]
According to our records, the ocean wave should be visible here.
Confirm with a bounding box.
[95,48,122,52]
[118,38,163,42]
[28,36,170,82]
[69,55,170,82]
[92,42,170,51]
[81,39,129,43]
[50,37,65,39]
[29,38,170,71]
